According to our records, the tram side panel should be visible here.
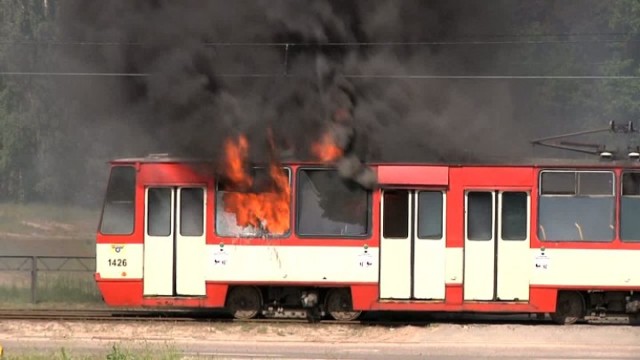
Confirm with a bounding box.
[206,166,380,311]
[97,163,381,310]
[529,168,640,316]
[95,163,144,306]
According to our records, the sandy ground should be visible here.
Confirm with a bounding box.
[1,320,640,353]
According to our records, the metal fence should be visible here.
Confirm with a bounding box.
[0,256,97,303]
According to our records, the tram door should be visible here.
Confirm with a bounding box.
[379,189,446,300]
[143,187,207,296]
[463,190,530,301]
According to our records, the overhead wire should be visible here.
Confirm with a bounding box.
[1,35,638,79]
[0,34,638,47]
[1,72,639,79]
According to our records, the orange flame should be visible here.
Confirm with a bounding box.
[221,135,290,235]
[311,131,343,162]
[223,135,251,189]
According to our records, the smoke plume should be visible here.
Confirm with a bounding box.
[51,0,543,192]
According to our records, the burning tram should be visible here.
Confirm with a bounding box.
[95,145,640,324]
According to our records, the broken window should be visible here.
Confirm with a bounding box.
[297,169,369,237]
[621,172,640,241]
[215,167,291,237]
[538,170,614,242]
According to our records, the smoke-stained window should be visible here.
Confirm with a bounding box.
[467,192,494,241]
[382,190,409,239]
[538,170,614,242]
[501,192,528,240]
[621,172,640,241]
[297,169,369,237]
[100,166,136,235]
[147,188,172,237]
[180,188,204,237]
[417,191,444,239]
[215,167,291,237]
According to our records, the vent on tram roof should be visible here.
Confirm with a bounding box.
[147,153,170,159]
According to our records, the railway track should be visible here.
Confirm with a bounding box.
[0,309,197,322]
[0,308,634,325]
[0,308,358,324]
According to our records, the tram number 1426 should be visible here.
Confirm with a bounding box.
[108,259,128,267]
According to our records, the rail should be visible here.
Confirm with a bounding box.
[0,256,95,303]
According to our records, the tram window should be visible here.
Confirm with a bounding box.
[578,172,614,195]
[501,192,528,240]
[538,170,614,242]
[147,188,172,236]
[540,172,575,195]
[621,172,640,241]
[383,190,410,239]
[417,191,443,239]
[622,172,640,195]
[180,188,204,237]
[100,166,135,235]
[216,167,290,237]
[467,192,493,241]
[297,169,369,237]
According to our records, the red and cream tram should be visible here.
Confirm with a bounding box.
[95,154,640,324]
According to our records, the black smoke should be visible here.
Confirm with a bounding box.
[49,0,599,199]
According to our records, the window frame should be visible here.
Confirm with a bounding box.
[214,166,293,238]
[99,165,137,236]
[146,186,174,237]
[537,169,615,243]
[381,189,411,240]
[539,169,615,197]
[179,187,206,237]
[499,191,530,241]
[465,190,495,241]
[620,170,640,242]
[295,167,372,239]
[416,190,446,240]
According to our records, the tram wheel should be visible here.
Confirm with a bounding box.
[325,288,362,321]
[550,291,585,325]
[226,286,263,320]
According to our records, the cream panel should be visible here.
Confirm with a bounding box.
[206,245,379,283]
[96,243,144,279]
[175,188,207,296]
[463,192,496,301]
[413,239,445,299]
[530,248,640,287]
[445,247,463,284]
[380,239,411,298]
[464,239,495,300]
[497,240,530,300]
[413,191,447,300]
[496,192,530,301]
[143,188,175,296]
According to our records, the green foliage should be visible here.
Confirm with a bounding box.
[105,345,129,360]
[0,0,57,203]
[0,273,102,304]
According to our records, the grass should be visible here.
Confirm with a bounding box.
[0,202,99,240]
[0,272,102,305]
[1,343,183,360]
